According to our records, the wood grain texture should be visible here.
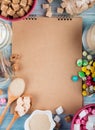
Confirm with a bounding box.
[0,0,95,129]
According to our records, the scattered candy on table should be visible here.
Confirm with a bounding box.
[71,75,79,82]
[64,115,73,123]
[0,98,7,105]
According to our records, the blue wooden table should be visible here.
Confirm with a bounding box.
[0,0,95,130]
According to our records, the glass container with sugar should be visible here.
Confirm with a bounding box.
[82,24,95,55]
[0,20,12,90]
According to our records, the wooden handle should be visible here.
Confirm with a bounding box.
[6,114,19,130]
[0,103,10,124]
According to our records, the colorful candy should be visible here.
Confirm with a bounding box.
[78,71,85,78]
[77,59,83,67]
[71,75,79,82]
[73,106,95,130]
[0,98,7,105]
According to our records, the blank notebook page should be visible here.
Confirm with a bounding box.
[12,17,82,114]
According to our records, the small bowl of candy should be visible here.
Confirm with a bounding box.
[0,0,37,22]
[71,104,95,130]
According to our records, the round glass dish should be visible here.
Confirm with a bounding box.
[0,20,12,51]
[82,24,95,55]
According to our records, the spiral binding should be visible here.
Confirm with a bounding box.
[25,15,37,20]
[57,15,72,21]
[25,15,72,21]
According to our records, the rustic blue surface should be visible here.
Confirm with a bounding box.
[0,0,95,130]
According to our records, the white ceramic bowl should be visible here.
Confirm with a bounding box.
[24,110,56,130]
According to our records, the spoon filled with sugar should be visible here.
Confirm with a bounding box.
[0,78,25,124]
[6,94,32,130]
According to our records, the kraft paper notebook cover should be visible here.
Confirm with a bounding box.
[12,17,82,114]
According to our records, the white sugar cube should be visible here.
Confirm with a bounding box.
[79,110,87,119]
[88,115,95,123]
[55,106,64,115]
[54,115,61,123]
[74,124,80,130]
[86,121,94,129]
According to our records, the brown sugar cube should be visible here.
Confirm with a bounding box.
[23,5,30,12]
[12,3,20,11]
[1,11,8,17]
[13,13,19,18]
[61,2,67,9]
[20,0,27,7]
[12,0,20,4]
[47,0,53,3]
[64,115,72,123]
[1,4,8,11]
[57,7,64,14]
[55,123,61,130]
[27,0,33,5]
[7,7,15,16]
[2,0,11,5]
[12,63,20,71]
[1,4,8,12]
[46,7,52,17]
[42,4,50,9]
[17,8,25,17]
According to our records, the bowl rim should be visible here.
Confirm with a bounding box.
[71,104,95,130]
[0,0,37,22]
[24,110,56,130]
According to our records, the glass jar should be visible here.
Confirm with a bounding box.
[0,20,12,50]
[0,52,11,90]
[0,20,12,90]
[82,24,95,55]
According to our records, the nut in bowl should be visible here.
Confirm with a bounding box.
[24,110,56,130]
[71,104,95,130]
[0,0,37,22]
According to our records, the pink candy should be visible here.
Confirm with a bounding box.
[0,98,7,105]
[92,109,95,115]
[81,119,86,125]
[88,107,92,113]
[75,119,81,124]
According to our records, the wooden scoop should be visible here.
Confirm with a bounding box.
[0,78,25,124]
[6,94,32,130]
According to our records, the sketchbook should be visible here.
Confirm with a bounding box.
[12,16,82,114]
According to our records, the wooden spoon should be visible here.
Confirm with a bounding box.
[6,94,32,130]
[0,78,25,124]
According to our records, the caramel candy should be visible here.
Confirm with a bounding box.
[23,5,30,12]
[12,0,20,4]
[12,63,20,71]
[55,123,61,130]
[12,3,20,11]
[10,54,21,63]
[1,4,8,12]
[20,0,27,7]
[46,7,52,17]
[7,7,15,16]
[17,8,25,17]
[42,4,50,9]
[57,7,64,14]
[64,115,72,123]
